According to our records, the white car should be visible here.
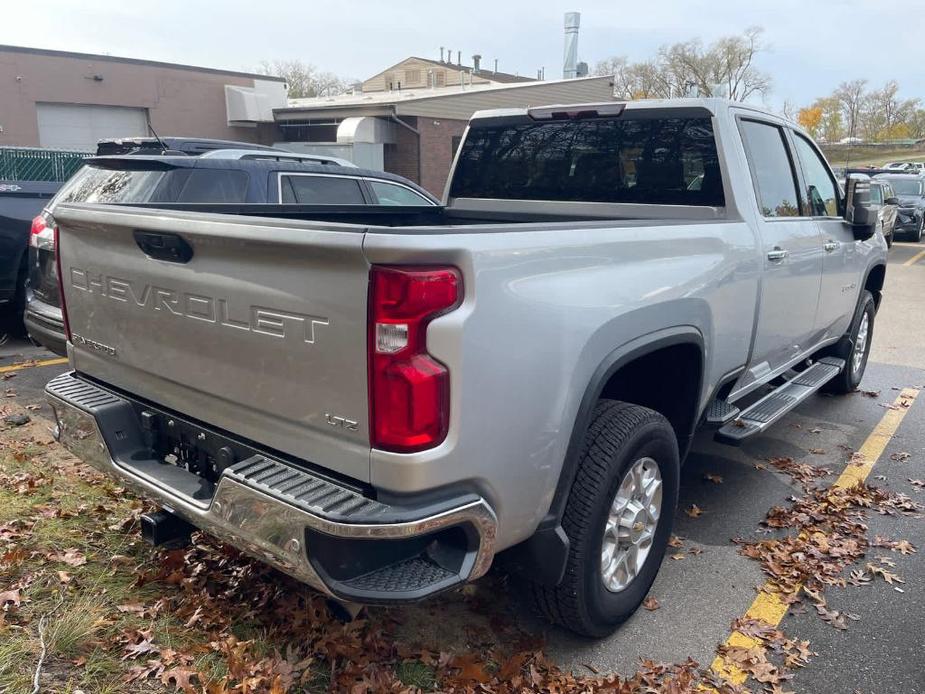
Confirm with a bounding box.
[200,148,357,168]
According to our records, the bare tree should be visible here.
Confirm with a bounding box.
[257,59,352,99]
[595,27,771,101]
[834,79,867,140]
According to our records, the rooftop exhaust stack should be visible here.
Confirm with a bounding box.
[440,47,445,62]
[472,54,481,73]
[563,12,580,79]
[457,50,462,65]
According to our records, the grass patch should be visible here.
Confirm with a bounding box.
[396,659,438,689]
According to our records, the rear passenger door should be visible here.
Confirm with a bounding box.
[737,119,825,389]
[789,132,859,341]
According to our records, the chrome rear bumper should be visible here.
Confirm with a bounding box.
[47,371,497,601]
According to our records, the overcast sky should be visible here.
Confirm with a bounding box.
[3,0,923,109]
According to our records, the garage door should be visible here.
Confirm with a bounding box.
[36,103,148,152]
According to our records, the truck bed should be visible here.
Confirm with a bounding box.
[113,200,725,228]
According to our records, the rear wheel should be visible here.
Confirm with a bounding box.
[822,290,875,395]
[529,400,679,637]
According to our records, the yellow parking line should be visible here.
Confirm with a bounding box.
[0,357,68,374]
[710,387,919,685]
[903,249,925,267]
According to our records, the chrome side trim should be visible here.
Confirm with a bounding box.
[47,389,497,594]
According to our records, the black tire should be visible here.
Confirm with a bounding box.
[911,218,924,243]
[822,290,875,395]
[529,400,679,638]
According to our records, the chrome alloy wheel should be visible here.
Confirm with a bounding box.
[600,457,663,593]
[852,312,870,375]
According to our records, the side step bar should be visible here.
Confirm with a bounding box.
[715,357,845,445]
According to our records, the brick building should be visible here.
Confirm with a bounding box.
[0,45,287,151]
[274,66,615,196]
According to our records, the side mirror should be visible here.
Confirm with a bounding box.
[844,178,877,241]
[884,196,900,206]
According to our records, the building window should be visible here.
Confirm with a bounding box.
[434,71,446,87]
[405,69,422,85]
[451,136,462,157]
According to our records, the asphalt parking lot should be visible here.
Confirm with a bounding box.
[1,243,923,693]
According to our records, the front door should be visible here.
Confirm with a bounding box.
[789,132,860,341]
[733,118,824,396]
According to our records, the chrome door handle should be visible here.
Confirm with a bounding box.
[823,239,839,252]
[767,247,789,262]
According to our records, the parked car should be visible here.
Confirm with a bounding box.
[200,148,357,167]
[882,161,912,172]
[850,174,898,247]
[3,138,279,330]
[0,181,60,321]
[871,179,900,247]
[95,137,284,157]
[873,173,925,242]
[25,156,436,355]
[47,99,886,638]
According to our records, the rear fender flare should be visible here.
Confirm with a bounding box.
[502,326,704,586]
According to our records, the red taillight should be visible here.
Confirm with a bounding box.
[30,213,55,249]
[53,224,71,343]
[369,266,461,453]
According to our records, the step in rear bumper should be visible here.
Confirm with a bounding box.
[46,371,497,602]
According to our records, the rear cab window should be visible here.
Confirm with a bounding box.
[449,112,724,206]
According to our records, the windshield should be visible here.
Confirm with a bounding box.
[885,178,924,196]
[450,115,724,206]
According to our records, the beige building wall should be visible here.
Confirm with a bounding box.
[362,57,526,93]
[0,46,282,148]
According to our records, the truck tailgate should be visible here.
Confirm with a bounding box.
[54,204,372,482]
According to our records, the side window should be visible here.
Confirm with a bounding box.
[739,120,801,218]
[173,170,249,203]
[869,184,883,204]
[792,134,839,216]
[368,180,432,206]
[281,175,365,204]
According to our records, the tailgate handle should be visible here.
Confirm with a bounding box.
[134,231,193,263]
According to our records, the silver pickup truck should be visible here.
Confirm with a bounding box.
[46,99,887,638]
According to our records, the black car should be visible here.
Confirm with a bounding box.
[25,156,437,355]
[873,173,925,242]
[2,137,290,333]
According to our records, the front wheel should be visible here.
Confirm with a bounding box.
[823,290,875,394]
[911,218,924,243]
[529,401,679,638]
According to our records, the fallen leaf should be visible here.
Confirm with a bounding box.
[704,473,723,484]
[685,504,703,518]
[642,596,660,611]
[0,588,22,608]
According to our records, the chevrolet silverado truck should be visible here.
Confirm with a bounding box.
[45,99,887,638]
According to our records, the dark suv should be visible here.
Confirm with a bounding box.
[25,156,436,354]
[873,173,925,242]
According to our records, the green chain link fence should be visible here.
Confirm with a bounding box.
[0,146,90,182]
